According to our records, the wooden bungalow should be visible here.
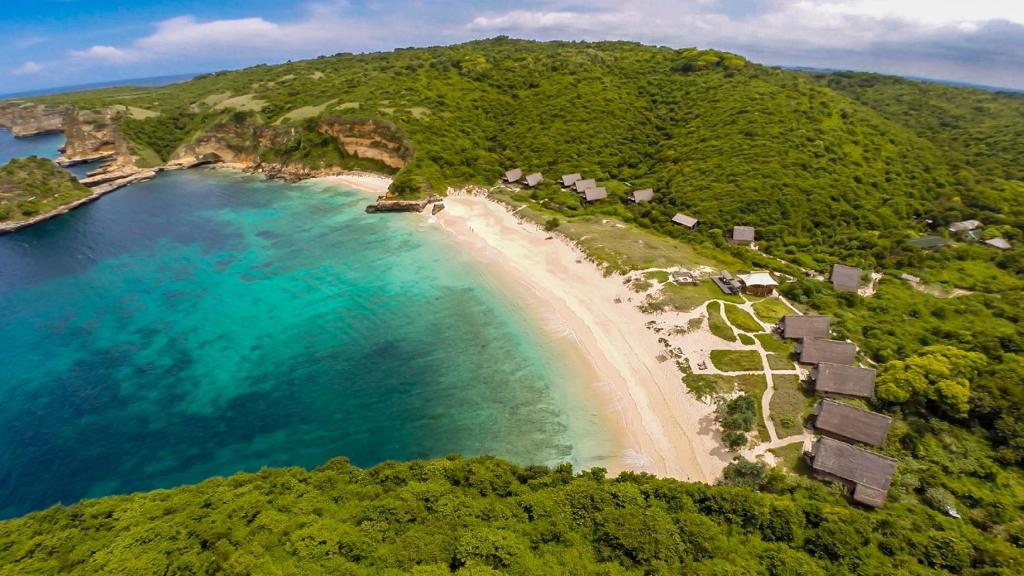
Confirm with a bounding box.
[503,168,523,183]
[574,178,597,193]
[781,315,831,340]
[672,213,699,229]
[560,173,582,187]
[731,226,755,245]
[799,338,857,365]
[583,187,608,203]
[985,237,1011,250]
[813,362,876,399]
[631,189,654,203]
[737,271,777,297]
[523,173,543,188]
[948,219,981,233]
[813,399,891,447]
[830,264,863,292]
[807,437,897,508]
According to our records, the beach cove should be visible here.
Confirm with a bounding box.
[0,167,619,518]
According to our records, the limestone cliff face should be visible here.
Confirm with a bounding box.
[170,117,411,177]
[317,119,411,170]
[59,108,134,167]
[0,102,70,137]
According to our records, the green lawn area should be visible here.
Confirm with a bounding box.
[710,350,763,372]
[755,333,795,355]
[751,297,792,324]
[707,302,737,342]
[770,374,814,439]
[738,333,755,345]
[644,270,670,283]
[767,354,796,370]
[724,304,764,332]
[769,442,810,474]
[548,214,742,274]
[659,280,743,312]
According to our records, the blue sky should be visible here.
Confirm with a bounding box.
[3,0,1023,92]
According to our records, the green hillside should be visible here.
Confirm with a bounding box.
[0,156,91,224]
[32,38,1022,274]
[2,455,1020,575]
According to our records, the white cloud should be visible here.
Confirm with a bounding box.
[70,45,136,64]
[12,61,44,76]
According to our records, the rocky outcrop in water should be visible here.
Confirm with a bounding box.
[366,194,442,213]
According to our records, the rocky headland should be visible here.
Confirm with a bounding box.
[0,102,419,229]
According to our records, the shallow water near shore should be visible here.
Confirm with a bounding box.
[0,167,613,518]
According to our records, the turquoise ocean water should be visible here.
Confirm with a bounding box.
[0,133,611,518]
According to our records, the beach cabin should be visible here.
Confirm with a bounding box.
[799,338,857,365]
[731,226,755,245]
[713,270,743,295]
[830,264,863,292]
[503,168,523,183]
[672,213,699,229]
[813,399,891,447]
[738,271,777,296]
[781,315,831,340]
[560,173,582,187]
[906,235,949,251]
[574,179,597,193]
[523,173,543,188]
[985,237,1011,250]
[814,362,876,399]
[583,187,608,203]
[948,219,981,233]
[671,270,698,285]
[807,437,897,508]
[631,189,654,203]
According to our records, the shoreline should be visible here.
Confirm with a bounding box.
[431,192,731,482]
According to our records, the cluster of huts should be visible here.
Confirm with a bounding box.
[503,168,544,189]
[503,168,656,206]
[779,314,896,508]
[947,219,1012,250]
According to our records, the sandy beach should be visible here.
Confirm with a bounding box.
[311,173,393,196]
[432,193,731,482]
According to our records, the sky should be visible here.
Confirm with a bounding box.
[2,0,1023,93]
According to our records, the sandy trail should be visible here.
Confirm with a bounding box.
[433,194,731,481]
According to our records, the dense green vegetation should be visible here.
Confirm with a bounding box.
[0,156,92,224]
[5,454,1019,575]
[32,38,1022,282]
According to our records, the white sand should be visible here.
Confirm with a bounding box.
[311,173,392,196]
[432,193,732,482]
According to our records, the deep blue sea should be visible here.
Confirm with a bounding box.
[0,132,611,518]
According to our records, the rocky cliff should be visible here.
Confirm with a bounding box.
[58,107,133,167]
[170,117,411,179]
[0,102,70,137]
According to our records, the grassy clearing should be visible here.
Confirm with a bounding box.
[408,106,431,119]
[770,442,809,474]
[738,333,755,345]
[117,105,160,119]
[644,270,670,283]
[724,304,764,332]
[751,297,792,324]
[710,350,763,372]
[770,374,814,438]
[766,354,796,370]
[755,333,794,355]
[214,94,267,112]
[707,302,737,342]
[660,281,742,312]
[276,100,337,123]
[559,216,738,273]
